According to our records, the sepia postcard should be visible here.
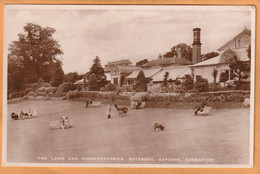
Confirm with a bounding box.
[2,5,255,168]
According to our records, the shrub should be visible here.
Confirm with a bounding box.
[116,86,133,93]
[18,90,26,97]
[67,90,80,99]
[8,92,18,99]
[133,71,147,92]
[41,83,51,88]
[45,87,57,93]
[27,91,36,97]
[181,74,194,91]
[25,83,38,90]
[193,76,209,92]
[219,72,228,83]
[88,73,99,91]
[56,82,76,93]
[148,85,162,93]
[25,88,33,94]
[102,83,117,91]
[37,78,45,88]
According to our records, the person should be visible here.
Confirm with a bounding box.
[89,98,93,105]
[86,101,89,108]
[195,102,206,115]
[107,104,112,119]
[59,116,65,129]
[136,101,142,109]
[63,116,71,129]
[20,110,28,119]
[28,109,33,117]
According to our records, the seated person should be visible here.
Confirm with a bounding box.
[136,101,142,109]
[27,109,33,117]
[63,116,71,129]
[11,112,19,120]
[86,101,89,108]
[20,110,28,117]
[195,102,206,115]
[59,116,65,129]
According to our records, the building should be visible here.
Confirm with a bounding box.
[191,27,251,83]
[104,59,140,85]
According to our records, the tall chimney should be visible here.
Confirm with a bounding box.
[192,28,202,64]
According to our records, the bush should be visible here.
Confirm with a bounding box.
[25,83,38,90]
[56,82,76,93]
[8,92,18,99]
[45,87,57,93]
[193,76,209,92]
[67,90,80,99]
[220,72,228,83]
[181,74,194,91]
[116,86,133,93]
[133,71,147,92]
[148,85,162,93]
[27,91,36,97]
[18,90,26,97]
[25,88,33,94]
[41,83,51,88]
[102,83,117,91]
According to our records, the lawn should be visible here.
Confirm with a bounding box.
[6,100,250,165]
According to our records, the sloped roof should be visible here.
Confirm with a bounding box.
[141,57,192,68]
[191,48,249,67]
[126,68,162,79]
[116,65,141,74]
[106,59,132,65]
[74,79,86,85]
[217,28,251,51]
[152,66,190,82]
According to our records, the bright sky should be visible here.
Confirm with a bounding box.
[4,5,254,74]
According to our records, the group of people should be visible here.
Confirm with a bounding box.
[11,109,34,120]
[59,115,72,129]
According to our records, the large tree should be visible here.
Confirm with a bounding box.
[163,43,192,61]
[89,56,106,90]
[136,59,148,67]
[8,23,63,85]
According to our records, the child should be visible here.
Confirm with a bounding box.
[107,104,112,119]
[63,116,71,129]
[59,116,65,129]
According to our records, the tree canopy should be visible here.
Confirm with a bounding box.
[163,43,192,61]
[133,71,147,92]
[8,23,64,91]
[136,59,148,67]
[202,51,219,61]
[88,56,106,90]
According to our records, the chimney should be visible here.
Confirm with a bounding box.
[192,28,202,64]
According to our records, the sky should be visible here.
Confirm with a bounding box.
[4,5,254,74]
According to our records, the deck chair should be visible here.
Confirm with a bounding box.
[196,107,211,116]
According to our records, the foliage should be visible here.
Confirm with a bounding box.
[102,82,117,91]
[133,71,147,92]
[193,76,209,92]
[162,72,169,87]
[181,74,194,91]
[51,62,65,87]
[202,51,219,61]
[163,43,192,61]
[212,68,218,84]
[219,72,228,83]
[64,72,83,83]
[229,60,250,88]
[88,56,106,90]
[175,79,181,86]
[88,73,99,91]
[8,23,63,86]
[136,59,148,67]
[56,82,76,93]
[247,44,251,61]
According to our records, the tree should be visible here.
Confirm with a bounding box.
[51,62,64,87]
[163,43,192,61]
[8,23,63,84]
[64,72,82,83]
[133,71,147,92]
[202,51,219,61]
[88,73,98,91]
[136,59,148,67]
[181,74,194,91]
[212,68,218,85]
[194,76,209,92]
[89,56,106,90]
[229,60,250,88]
[8,55,24,92]
[219,72,228,83]
[163,72,169,87]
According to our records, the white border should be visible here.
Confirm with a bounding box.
[2,5,256,168]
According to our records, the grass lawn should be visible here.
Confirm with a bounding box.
[6,100,250,165]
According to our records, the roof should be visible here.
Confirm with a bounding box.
[141,57,192,68]
[152,66,190,82]
[217,28,251,51]
[191,48,249,67]
[106,59,132,66]
[126,68,162,79]
[74,79,86,85]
